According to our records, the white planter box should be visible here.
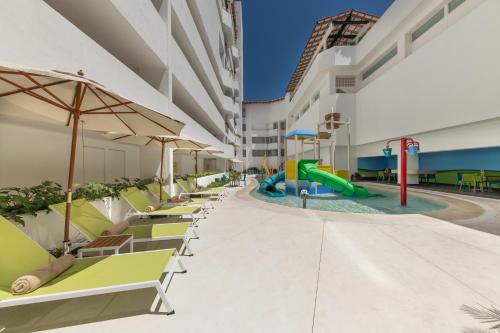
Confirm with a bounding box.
[196,172,227,187]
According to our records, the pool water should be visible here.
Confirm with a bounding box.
[251,185,447,215]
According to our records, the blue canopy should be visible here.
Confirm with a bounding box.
[286,129,317,140]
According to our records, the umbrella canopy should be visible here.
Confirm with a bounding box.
[0,65,185,253]
[107,134,210,201]
[107,134,210,150]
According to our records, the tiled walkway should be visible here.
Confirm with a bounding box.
[1,183,500,332]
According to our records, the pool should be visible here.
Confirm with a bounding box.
[250,184,448,215]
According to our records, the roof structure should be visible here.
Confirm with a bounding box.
[286,9,379,95]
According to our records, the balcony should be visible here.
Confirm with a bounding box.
[223,95,234,117]
[231,45,239,67]
[221,6,234,45]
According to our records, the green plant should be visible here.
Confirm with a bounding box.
[73,182,115,201]
[133,176,158,190]
[0,181,65,226]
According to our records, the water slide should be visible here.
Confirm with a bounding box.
[299,161,371,197]
[259,171,286,197]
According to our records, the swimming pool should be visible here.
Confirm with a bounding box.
[250,185,448,215]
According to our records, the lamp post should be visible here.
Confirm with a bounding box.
[383,137,420,206]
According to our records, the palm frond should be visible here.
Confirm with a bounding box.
[461,304,500,330]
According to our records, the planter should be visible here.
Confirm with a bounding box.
[196,172,227,187]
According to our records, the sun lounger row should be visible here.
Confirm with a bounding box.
[0,182,229,315]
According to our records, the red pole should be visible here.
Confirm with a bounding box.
[400,137,407,206]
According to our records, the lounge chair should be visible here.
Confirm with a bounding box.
[51,199,197,255]
[146,183,214,210]
[176,179,226,201]
[120,187,205,222]
[0,216,184,314]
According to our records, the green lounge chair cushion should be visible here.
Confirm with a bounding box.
[0,216,54,288]
[149,205,200,216]
[146,183,171,200]
[51,199,192,241]
[126,224,190,239]
[176,179,222,196]
[147,183,209,204]
[121,187,200,214]
[0,216,173,300]
[0,250,173,300]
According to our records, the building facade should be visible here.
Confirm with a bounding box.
[244,0,500,181]
[0,0,243,188]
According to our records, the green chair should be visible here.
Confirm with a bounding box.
[120,187,204,223]
[176,179,226,201]
[459,174,477,192]
[0,216,184,314]
[146,183,214,210]
[51,199,197,255]
[376,171,385,182]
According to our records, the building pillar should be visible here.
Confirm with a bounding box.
[168,148,175,196]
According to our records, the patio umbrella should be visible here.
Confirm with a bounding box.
[0,65,185,253]
[175,147,224,189]
[107,134,210,201]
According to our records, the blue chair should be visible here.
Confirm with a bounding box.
[455,173,463,191]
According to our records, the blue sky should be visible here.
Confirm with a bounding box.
[241,0,394,101]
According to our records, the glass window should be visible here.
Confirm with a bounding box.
[312,92,320,103]
[280,120,286,130]
[281,149,285,157]
[273,122,278,129]
[243,149,246,157]
[243,137,246,144]
[242,124,246,132]
[252,137,267,144]
[362,46,398,80]
[411,8,445,42]
[268,136,278,144]
[448,0,465,13]
[252,150,267,157]
[242,108,246,118]
[268,149,278,157]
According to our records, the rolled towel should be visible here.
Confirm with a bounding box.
[101,220,129,236]
[11,254,75,295]
[144,203,162,213]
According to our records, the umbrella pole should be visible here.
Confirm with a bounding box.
[63,110,80,254]
[160,141,165,202]
[195,151,198,190]
[63,81,83,255]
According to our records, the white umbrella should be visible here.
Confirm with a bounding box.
[108,134,210,201]
[0,65,185,253]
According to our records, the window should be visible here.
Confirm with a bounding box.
[268,149,278,157]
[252,150,267,157]
[252,137,267,144]
[281,149,285,157]
[242,124,246,132]
[243,149,246,157]
[411,8,445,42]
[243,137,246,144]
[242,108,246,118]
[273,122,278,130]
[280,135,285,142]
[336,76,356,88]
[312,92,320,104]
[268,136,278,144]
[300,104,309,116]
[448,0,465,13]
[362,46,398,80]
[280,120,286,130]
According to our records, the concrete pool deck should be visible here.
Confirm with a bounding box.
[1,181,500,332]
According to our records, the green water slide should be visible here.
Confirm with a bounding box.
[298,160,371,197]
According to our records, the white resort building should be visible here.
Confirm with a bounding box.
[0,0,243,189]
[244,0,500,186]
